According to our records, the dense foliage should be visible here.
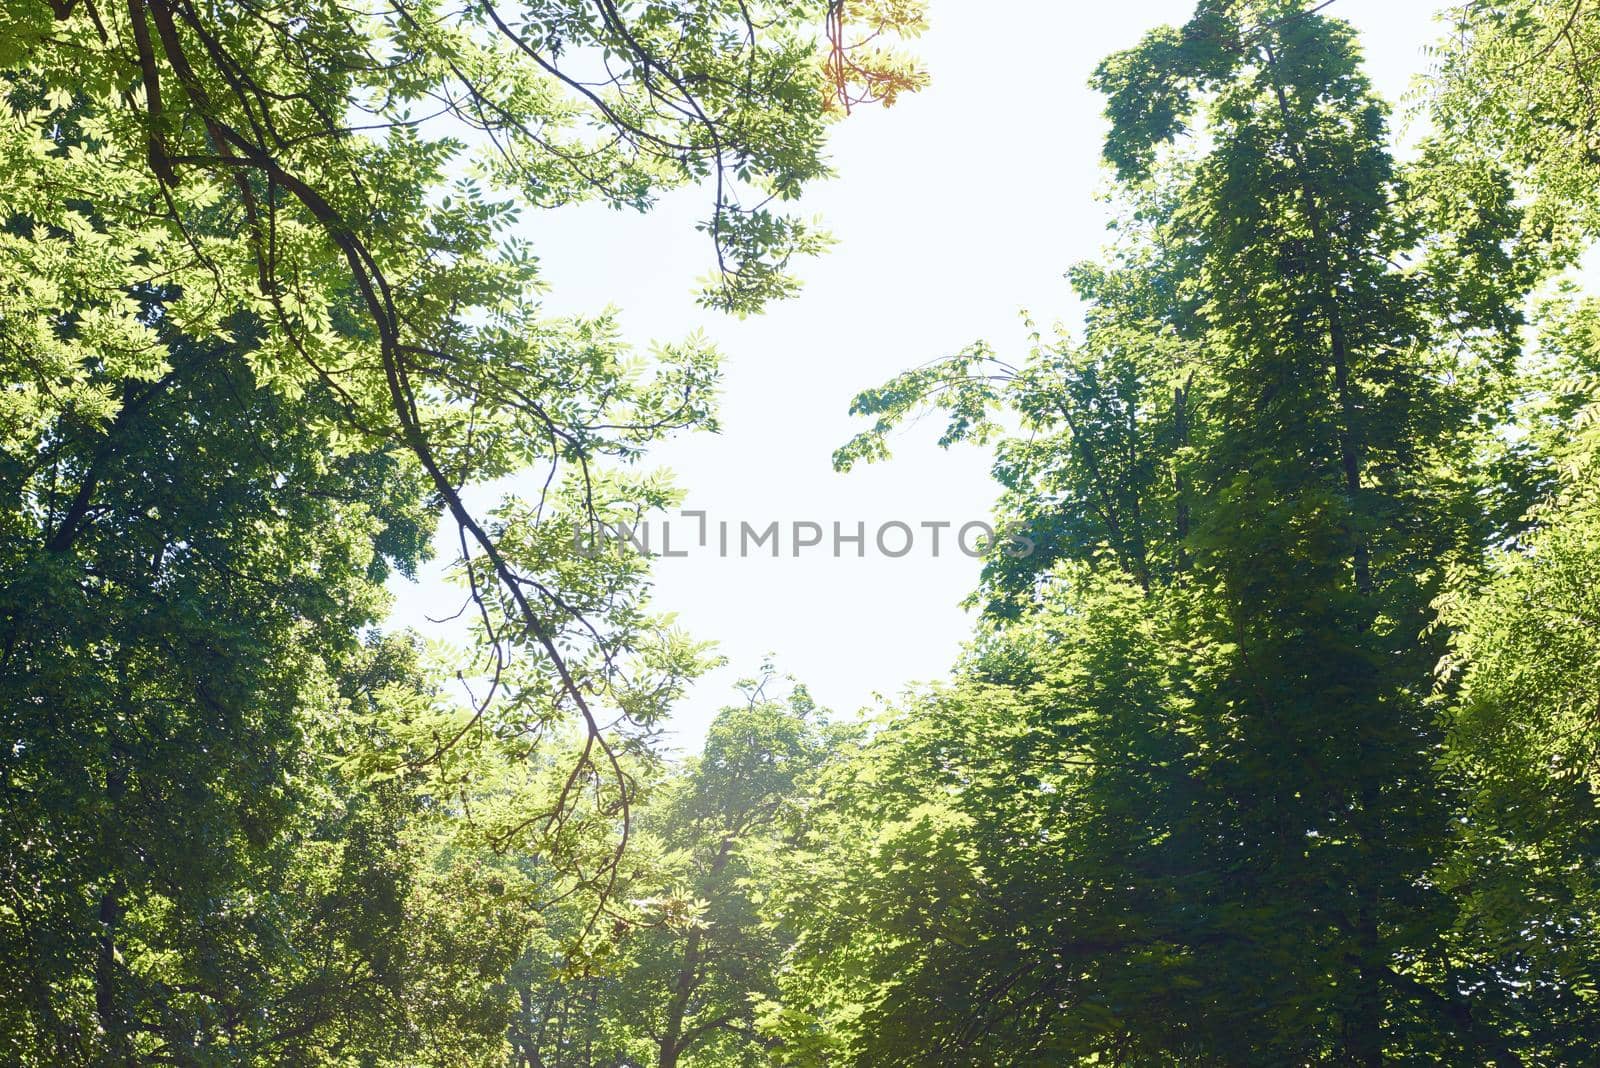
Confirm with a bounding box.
[4,0,1600,1064]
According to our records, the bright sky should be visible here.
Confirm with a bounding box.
[388,0,1449,748]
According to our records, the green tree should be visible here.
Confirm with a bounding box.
[0,0,924,908]
[1420,5,1600,1058]
[765,572,1207,1065]
[509,672,837,1068]
[808,1,1542,1062]
[640,676,833,1068]
[1430,0,1600,253]
[0,0,923,1061]
[1426,296,1600,1061]
[0,309,523,1061]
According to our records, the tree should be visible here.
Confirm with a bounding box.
[1430,0,1600,253]
[1427,294,1600,1062]
[766,572,1210,1065]
[1423,5,1600,1059]
[810,1,1541,1061]
[508,672,838,1068]
[0,0,924,1060]
[0,310,521,1061]
[642,676,833,1068]
[0,0,925,911]
[835,185,1203,615]
[1435,399,1600,1059]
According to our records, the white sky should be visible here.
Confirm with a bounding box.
[388,0,1449,748]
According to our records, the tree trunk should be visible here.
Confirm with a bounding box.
[657,924,703,1068]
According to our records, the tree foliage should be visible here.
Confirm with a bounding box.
[803,1,1599,1063]
[7,0,1600,1065]
[0,0,922,1061]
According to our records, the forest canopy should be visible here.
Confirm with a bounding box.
[3,0,1600,1065]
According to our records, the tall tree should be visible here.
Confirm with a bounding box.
[0,0,924,910]
[0,0,924,1061]
[808,1,1539,1062]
